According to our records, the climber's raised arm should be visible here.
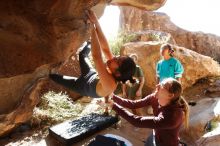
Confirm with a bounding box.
[87,10,114,60]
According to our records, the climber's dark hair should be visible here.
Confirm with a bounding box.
[113,56,136,84]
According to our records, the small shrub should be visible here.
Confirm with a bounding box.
[109,32,137,56]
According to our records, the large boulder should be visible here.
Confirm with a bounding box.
[119,7,220,62]
[180,98,220,146]
[0,76,48,136]
[120,41,220,94]
[196,126,220,146]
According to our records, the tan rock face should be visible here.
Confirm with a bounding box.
[196,129,220,146]
[121,42,220,94]
[119,7,220,62]
[111,0,167,10]
[0,65,50,114]
[0,77,46,136]
[0,0,94,77]
[180,98,220,146]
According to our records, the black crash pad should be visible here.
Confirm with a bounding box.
[49,113,119,145]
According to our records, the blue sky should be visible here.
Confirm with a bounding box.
[99,0,220,39]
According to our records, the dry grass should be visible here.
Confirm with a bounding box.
[30,91,105,135]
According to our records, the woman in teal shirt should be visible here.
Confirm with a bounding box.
[156,44,184,84]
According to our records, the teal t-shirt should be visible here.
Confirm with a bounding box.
[156,57,184,82]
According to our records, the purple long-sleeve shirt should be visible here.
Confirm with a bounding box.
[112,93,184,146]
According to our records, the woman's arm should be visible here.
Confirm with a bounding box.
[136,76,145,97]
[122,84,127,98]
[91,26,116,95]
[135,66,145,97]
[112,94,154,109]
[156,76,160,84]
[156,62,160,84]
[88,10,114,60]
[112,103,182,129]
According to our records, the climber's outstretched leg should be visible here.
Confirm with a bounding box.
[49,41,95,93]
[49,74,78,90]
[78,41,94,76]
